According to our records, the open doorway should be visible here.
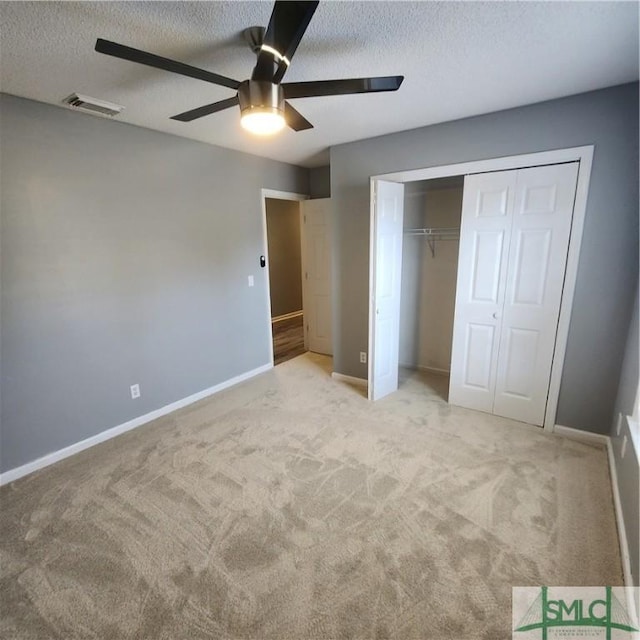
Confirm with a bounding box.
[399,176,463,400]
[261,189,333,368]
[265,197,306,365]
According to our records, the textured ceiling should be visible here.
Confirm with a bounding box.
[1,1,638,167]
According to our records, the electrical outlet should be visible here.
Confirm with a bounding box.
[248,275,254,287]
[130,383,140,399]
[621,434,628,459]
[616,412,623,436]
[360,352,367,364]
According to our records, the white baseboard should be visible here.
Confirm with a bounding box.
[0,363,273,486]
[608,440,639,629]
[271,310,303,323]
[553,424,609,446]
[554,424,635,591]
[331,372,368,389]
[607,439,636,594]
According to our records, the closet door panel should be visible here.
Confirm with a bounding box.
[370,180,405,401]
[500,327,539,397]
[493,163,579,425]
[510,229,552,305]
[463,323,497,391]
[449,171,517,412]
[470,230,505,303]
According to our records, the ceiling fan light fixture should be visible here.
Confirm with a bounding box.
[241,108,285,135]
[238,80,285,136]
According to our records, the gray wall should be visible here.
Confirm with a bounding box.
[309,165,331,198]
[330,82,639,434]
[609,286,639,586]
[265,198,303,317]
[0,94,308,472]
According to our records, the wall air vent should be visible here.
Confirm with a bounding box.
[62,93,124,117]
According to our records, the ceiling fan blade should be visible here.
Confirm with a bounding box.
[284,101,313,131]
[170,96,239,122]
[252,1,319,82]
[95,39,240,90]
[283,76,404,99]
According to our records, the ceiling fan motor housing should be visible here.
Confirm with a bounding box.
[238,80,284,117]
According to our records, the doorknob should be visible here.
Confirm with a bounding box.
[493,311,501,319]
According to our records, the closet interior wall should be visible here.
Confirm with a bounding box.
[399,178,463,374]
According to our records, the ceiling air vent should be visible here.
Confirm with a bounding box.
[62,93,124,117]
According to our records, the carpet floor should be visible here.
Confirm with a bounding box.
[0,353,622,639]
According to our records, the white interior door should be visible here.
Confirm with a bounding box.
[302,198,332,355]
[449,163,579,425]
[493,163,579,424]
[370,180,405,401]
[449,170,517,412]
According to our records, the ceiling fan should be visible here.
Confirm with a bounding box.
[95,0,404,135]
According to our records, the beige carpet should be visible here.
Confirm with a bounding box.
[0,353,622,639]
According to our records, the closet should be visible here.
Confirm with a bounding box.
[399,177,463,379]
[384,161,580,427]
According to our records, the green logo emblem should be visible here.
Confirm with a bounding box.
[513,586,639,639]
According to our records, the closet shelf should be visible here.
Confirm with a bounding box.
[404,227,460,237]
[404,227,460,257]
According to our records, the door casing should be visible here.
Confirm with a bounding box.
[368,146,594,432]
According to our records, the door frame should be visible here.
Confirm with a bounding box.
[368,145,594,432]
[260,189,309,366]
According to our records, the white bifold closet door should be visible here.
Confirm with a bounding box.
[369,180,405,401]
[449,163,579,426]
